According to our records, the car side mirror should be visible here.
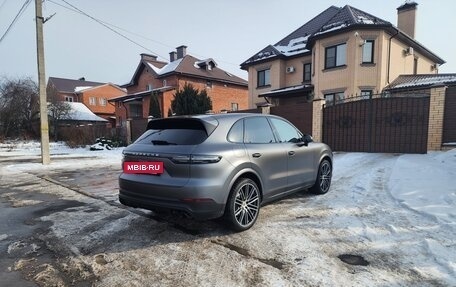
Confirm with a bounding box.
[298,134,313,146]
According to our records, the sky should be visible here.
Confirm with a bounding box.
[0,0,455,85]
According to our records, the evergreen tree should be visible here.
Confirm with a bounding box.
[171,83,212,116]
[148,93,162,118]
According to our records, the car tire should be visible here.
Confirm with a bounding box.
[310,159,332,195]
[225,178,260,231]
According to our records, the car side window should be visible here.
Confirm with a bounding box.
[270,118,302,143]
[227,119,244,143]
[244,117,276,144]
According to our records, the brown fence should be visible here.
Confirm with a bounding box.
[231,108,262,114]
[323,94,430,153]
[443,86,456,144]
[270,103,313,135]
[58,124,121,147]
[130,118,148,142]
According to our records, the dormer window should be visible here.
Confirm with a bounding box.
[195,59,217,71]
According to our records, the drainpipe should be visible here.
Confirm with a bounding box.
[387,29,400,85]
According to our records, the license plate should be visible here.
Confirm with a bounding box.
[123,162,164,174]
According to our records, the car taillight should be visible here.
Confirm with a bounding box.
[171,155,221,164]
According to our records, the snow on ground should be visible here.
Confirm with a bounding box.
[1,141,455,286]
[388,149,456,225]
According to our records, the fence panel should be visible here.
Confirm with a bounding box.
[443,86,456,144]
[130,119,148,142]
[323,95,430,153]
[270,103,313,135]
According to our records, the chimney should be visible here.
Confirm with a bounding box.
[176,45,187,59]
[397,1,418,38]
[140,53,158,62]
[169,51,177,62]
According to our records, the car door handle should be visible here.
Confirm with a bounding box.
[252,153,262,158]
[288,151,295,156]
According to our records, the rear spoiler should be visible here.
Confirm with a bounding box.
[147,117,218,136]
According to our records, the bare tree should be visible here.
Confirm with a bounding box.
[0,77,39,138]
[46,87,71,141]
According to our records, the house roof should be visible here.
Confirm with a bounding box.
[108,86,175,103]
[61,102,108,122]
[384,74,456,91]
[241,5,444,69]
[71,83,127,94]
[259,84,314,98]
[124,54,248,88]
[48,77,106,93]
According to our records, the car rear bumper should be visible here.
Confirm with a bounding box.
[118,174,226,220]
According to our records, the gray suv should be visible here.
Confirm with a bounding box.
[119,113,332,231]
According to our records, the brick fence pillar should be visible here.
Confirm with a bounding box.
[261,106,270,114]
[312,99,325,142]
[126,118,132,145]
[427,86,446,151]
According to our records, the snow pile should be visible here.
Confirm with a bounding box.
[388,149,456,225]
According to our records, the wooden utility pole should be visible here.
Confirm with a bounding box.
[35,0,50,164]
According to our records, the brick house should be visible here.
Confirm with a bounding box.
[109,45,248,127]
[46,77,127,126]
[241,2,445,108]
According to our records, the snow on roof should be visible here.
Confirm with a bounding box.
[314,22,348,36]
[62,102,108,122]
[393,75,456,89]
[147,58,183,75]
[274,36,310,57]
[74,86,93,92]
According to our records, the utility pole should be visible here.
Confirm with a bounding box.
[35,0,50,164]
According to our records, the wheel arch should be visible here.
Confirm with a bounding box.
[225,168,263,203]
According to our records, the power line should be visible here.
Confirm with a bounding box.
[56,0,169,60]
[0,0,32,44]
[47,0,241,69]
[48,0,175,51]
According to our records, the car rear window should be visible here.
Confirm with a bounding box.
[135,118,213,145]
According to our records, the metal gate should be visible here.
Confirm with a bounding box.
[323,94,430,153]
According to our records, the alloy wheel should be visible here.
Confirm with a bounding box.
[319,161,332,193]
[233,182,260,228]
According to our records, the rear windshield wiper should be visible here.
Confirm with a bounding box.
[151,140,177,145]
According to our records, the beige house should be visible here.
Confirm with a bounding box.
[241,2,445,108]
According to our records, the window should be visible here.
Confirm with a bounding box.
[163,80,167,87]
[257,69,270,87]
[137,119,209,145]
[414,58,418,75]
[147,84,153,91]
[206,81,212,88]
[361,90,373,99]
[362,40,374,63]
[270,118,302,143]
[99,98,107,106]
[117,102,122,108]
[303,63,311,82]
[227,120,244,143]
[89,97,96,106]
[325,43,346,69]
[231,103,239,111]
[129,104,142,118]
[324,92,345,106]
[64,96,74,102]
[244,117,275,144]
